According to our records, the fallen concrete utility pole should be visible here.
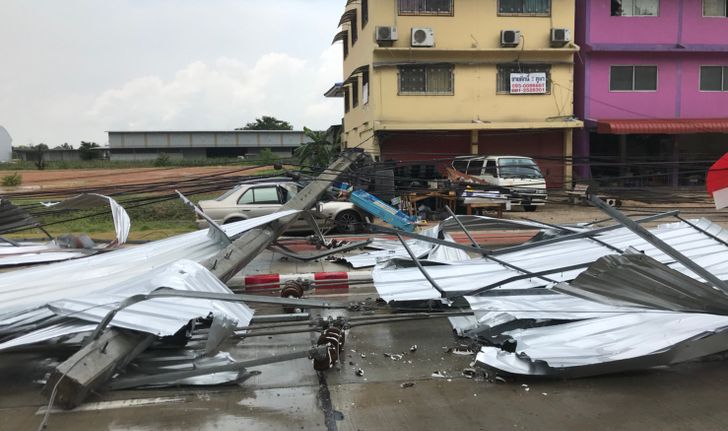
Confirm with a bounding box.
[42,151,366,410]
[587,191,728,294]
[42,330,154,409]
[205,150,366,282]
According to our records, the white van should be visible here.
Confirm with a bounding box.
[452,155,548,211]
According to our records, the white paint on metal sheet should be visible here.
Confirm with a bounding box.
[373,219,728,302]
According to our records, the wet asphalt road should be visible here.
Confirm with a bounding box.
[3,286,728,431]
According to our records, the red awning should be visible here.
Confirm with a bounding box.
[596,118,728,135]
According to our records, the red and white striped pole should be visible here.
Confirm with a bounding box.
[229,270,372,292]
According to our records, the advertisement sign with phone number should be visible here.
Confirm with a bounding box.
[510,73,547,94]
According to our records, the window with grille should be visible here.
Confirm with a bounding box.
[496,64,551,94]
[498,0,551,16]
[609,65,658,91]
[362,0,369,26]
[703,0,728,16]
[362,69,370,104]
[611,0,659,16]
[343,87,350,113]
[398,64,454,95]
[398,0,453,16]
[351,77,359,108]
[700,66,728,91]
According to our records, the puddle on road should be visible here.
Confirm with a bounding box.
[103,386,324,431]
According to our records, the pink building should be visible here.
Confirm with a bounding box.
[575,0,728,186]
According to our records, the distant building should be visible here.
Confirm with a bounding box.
[0,126,12,162]
[107,130,313,161]
[574,0,728,186]
[13,148,84,162]
[328,0,582,188]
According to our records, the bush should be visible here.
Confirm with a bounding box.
[257,148,279,165]
[154,153,171,167]
[1,172,22,186]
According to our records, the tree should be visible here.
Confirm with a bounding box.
[79,141,100,160]
[33,143,48,170]
[294,127,339,171]
[54,143,73,150]
[237,116,293,131]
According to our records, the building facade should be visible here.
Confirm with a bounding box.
[574,0,728,186]
[107,131,312,161]
[0,126,11,162]
[329,0,582,188]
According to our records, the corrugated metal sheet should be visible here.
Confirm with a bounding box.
[476,311,728,376]
[341,224,469,268]
[0,210,298,315]
[0,322,95,351]
[555,251,728,315]
[48,260,254,337]
[54,194,130,244]
[464,293,644,337]
[372,218,728,302]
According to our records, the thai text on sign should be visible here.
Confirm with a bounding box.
[510,73,547,94]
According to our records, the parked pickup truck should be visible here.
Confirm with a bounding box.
[196,180,365,233]
[451,155,548,211]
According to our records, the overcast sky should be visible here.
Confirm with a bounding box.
[0,0,343,147]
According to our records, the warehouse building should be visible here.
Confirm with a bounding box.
[107,130,313,161]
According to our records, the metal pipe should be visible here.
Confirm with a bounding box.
[491,210,680,256]
[395,232,447,298]
[444,206,479,248]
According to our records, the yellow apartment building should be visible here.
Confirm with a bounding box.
[327,0,582,187]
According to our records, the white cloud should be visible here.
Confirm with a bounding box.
[0,0,344,146]
[86,46,342,134]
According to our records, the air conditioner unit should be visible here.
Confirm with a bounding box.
[375,26,398,46]
[411,27,435,47]
[501,30,521,47]
[550,28,571,47]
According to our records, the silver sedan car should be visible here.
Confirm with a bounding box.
[197,181,365,233]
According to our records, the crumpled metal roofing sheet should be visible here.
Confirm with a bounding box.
[554,251,728,315]
[373,218,728,302]
[342,224,469,268]
[464,293,643,335]
[0,322,95,351]
[0,210,298,315]
[476,311,728,376]
[55,193,131,244]
[47,260,255,337]
[0,251,91,267]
